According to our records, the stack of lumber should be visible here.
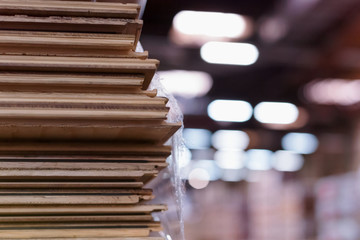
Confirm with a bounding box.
[0,0,181,239]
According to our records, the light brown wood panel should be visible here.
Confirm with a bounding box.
[0,215,154,223]
[0,121,181,143]
[0,222,162,231]
[2,238,164,240]
[0,195,141,205]
[0,182,144,189]
[0,55,158,89]
[0,161,167,171]
[0,204,167,215]
[0,228,150,238]
[0,0,140,19]
[0,188,152,194]
[0,15,143,47]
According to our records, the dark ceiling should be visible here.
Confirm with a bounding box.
[140,0,360,137]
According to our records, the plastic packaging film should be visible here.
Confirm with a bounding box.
[136,42,186,240]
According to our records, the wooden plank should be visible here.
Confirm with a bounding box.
[0,204,167,215]
[0,156,167,162]
[0,16,143,47]
[0,215,154,223]
[0,108,168,121]
[0,0,140,19]
[0,169,157,180]
[0,195,141,205]
[0,222,161,230]
[0,228,150,238]
[0,142,172,155]
[0,122,181,143]
[0,161,167,171]
[0,188,153,194]
[0,55,158,89]
[2,238,164,240]
[0,182,144,189]
[0,73,145,89]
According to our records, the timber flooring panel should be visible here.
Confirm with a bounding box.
[0,228,150,238]
[0,55,158,89]
[0,0,140,19]
[0,204,167,215]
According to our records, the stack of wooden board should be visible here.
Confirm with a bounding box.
[0,0,181,239]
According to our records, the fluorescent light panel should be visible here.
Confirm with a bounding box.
[183,128,212,150]
[212,130,250,150]
[158,70,213,98]
[207,99,253,122]
[201,41,259,66]
[254,102,299,124]
[282,132,319,154]
[173,10,248,38]
[272,150,304,172]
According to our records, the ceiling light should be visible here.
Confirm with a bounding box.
[201,41,259,66]
[245,149,273,171]
[212,130,250,150]
[304,79,360,106]
[158,70,213,98]
[214,150,245,170]
[282,132,318,154]
[207,99,253,122]
[183,128,212,150]
[272,150,304,172]
[171,11,252,46]
[254,102,299,124]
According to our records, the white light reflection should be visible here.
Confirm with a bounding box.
[183,128,212,150]
[188,168,210,189]
[212,130,249,150]
[282,132,319,154]
[304,79,360,106]
[245,149,273,171]
[272,150,304,172]
[254,102,299,124]
[201,42,259,66]
[158,70,213,98]
[178,147,192,168]
[173,11,248,38]
[181,160,221,182]
[207,99,253,122]
[214,150,245,170]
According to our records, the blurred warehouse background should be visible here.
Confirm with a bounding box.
[140,0,360,239]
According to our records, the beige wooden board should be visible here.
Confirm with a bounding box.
[0,228,150,238]
[0,30,135,50]
[0,222,161,231]
[0,161,167,171]
[0,215,154,223]
[0,108,168,121]
[0,122,181,143]
[0,55,158,89]
[0,46,148,58]
[0,142,171,155]
[0,169,157,180]
[0,156,167,162]
[0,195,142,205]
[2,238,163,240]
[0,16,143,49]
[0,204,167,215]
[0,188,153,194]
[0,73,145,89]
[0,182,144,189]
[0,90,159,99]
[0,0,140,19]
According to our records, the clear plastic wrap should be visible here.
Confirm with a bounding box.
[147,73,185,240]
[136,42,185,240]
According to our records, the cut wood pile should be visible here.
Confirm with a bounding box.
[0,0,181,239]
